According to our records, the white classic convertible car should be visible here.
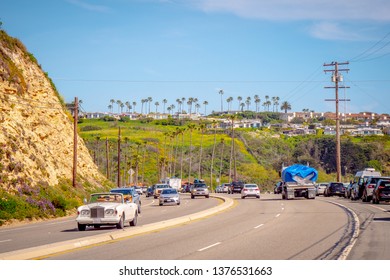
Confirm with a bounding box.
[76,193,138,231]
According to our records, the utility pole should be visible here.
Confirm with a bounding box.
[324,61,350,182]
[73,97,78,188]
[105,137,110,179]
[117,126,121,187]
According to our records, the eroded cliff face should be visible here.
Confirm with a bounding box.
[0,31,106,192]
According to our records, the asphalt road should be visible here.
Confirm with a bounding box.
[2,193,390,260]
[0,194,219,254]
[46,193,372,260]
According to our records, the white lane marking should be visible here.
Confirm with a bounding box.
[144,200,155,206]
[369,205,387,212]
[254,224,264,229]
[47,220,74,225]
[198,242,221,252]
[0,225,38,233]
[0,239,12,243]
[281,207,285,211]
[326,201,360,260]
[275,213,281,218]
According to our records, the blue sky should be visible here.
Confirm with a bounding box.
[2,0,390,114]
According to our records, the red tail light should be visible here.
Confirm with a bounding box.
[368,184,375,189]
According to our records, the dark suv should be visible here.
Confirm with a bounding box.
[324,182,345,197]
[228,181,245,194]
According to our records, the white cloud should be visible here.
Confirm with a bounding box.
[66,0,111,13]
[186,0,390,21]
[308,22,363,41]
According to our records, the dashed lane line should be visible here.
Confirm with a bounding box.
[198,242,221,252]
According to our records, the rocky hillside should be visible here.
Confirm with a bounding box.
[0,30,107,222]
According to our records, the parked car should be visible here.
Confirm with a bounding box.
[110,187,141,214]
[274,181,283,194]
[315,182,328,196]
[324,182,346,197]
[191,183,210,199]
[344,182,354,199]
[76,193,138,231]
[134,186,143,195]
[215,185,223,193]
[372,179,390,204]
[228,181,245,194]
[221,183,230,193]
[241,184,260,199]
[146,186,155,197]
[350,182,360,200]
[159,188,181,206]
[362,176,390,202]
[153,184,170,198]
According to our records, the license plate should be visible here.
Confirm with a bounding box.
[93,218,101,223]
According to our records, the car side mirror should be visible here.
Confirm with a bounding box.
[83,198,87,204]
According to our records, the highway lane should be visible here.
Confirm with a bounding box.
[0,194,219,254]
[47,193,355,260]
[319,196,390,259]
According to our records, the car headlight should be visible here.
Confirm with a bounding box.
[80,209,90,216]
[105,209,116,215]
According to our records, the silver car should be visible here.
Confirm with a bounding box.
[316,183,328,196]
[191,183,210,199]
[241,184,260,199]
[159,188,180,206]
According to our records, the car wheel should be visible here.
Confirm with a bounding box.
[241,196,245,199]
[138,205,141,214]
[177,201,180,205]
[130,212,138,226]
[206,195,209,198]
[257,196,260,199]
[191,195,194,199]
[116,214,125,229]
[93,225,100,229]
[78,223,86,231]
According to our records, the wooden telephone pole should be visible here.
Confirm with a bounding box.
[73,97,78,188]
[324,62,350,182]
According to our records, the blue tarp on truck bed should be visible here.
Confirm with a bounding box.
[282,164,318,183]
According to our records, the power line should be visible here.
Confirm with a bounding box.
[350,31,390,62]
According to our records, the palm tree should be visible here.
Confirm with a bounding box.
[237,96,242,110]
[110,99,115,112]
[203,100,208,116]
[187,123,197,184]
[210,120,218,189]
[226,97,233,112]
[187,97,194,115]
[162,99,167,114]
[120,102,125,114]
[219,137,225,184]
[219,89,224,112]
[254,95,261,112]
[228,114,238,181]
[195,103,201,114]
[274,96,280,112]
[125,101,131,113]
[245,97,251,111]
[240,102,245,112]
[281,101,292,113]
[116,100,122,114]
[141,99,146,114]
[197,122,206,179]
[147,97,152,114]
[132,101,137,113]
[108,104,113,113]
[155,101,159,113]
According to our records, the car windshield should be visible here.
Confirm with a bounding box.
[245,185,258,188]
[194,184,207,188]
[110,189,133,195]
[156,185,169,189]
[90,193,122,203]
[162,189,178,194]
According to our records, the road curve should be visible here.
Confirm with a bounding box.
[46,193,359,260]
